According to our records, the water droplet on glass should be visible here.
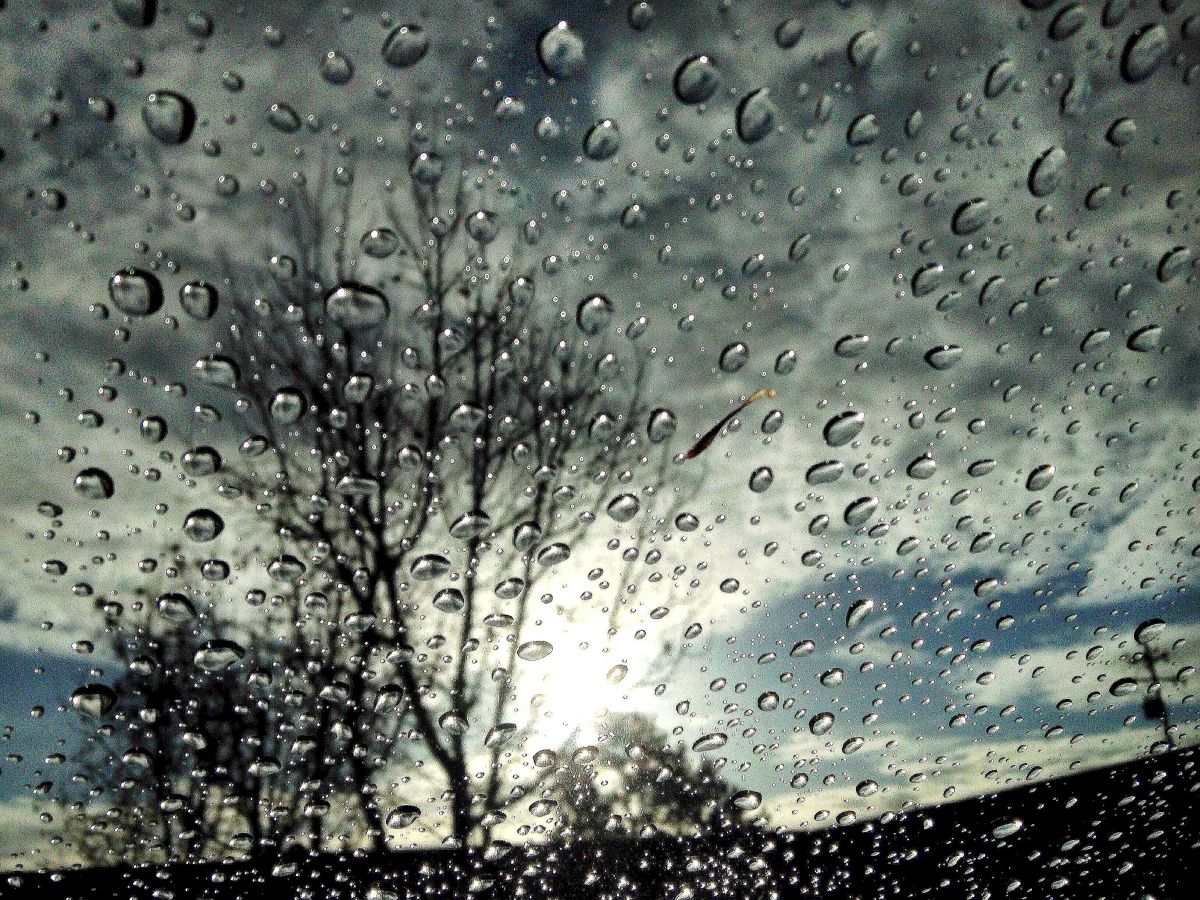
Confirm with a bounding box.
[141,91,196,144]
[70,684,117,717]
[576,294,613,335]
[692,732,727,752]
[824,410,865,447]
[736,89,777,144]
[844,496,879,527]
[583,120,621,160]
[1121,23,1169,83]
[673,54,721,103]
[194,639,245,672]
[606,493,641,523]
[325,282,390,329]
[179,281,217,320]
[537,22,585,78]
[1028,146,1068,197]
[73,467,114,500]
[382,25,429,68]
[517,640,554,662]
[410,555,451,581]
[109,269,163,316]
[846,113,880,147]
[183,509,224,542]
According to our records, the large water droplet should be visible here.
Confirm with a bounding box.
[1028,146,1068,197]
[576,294,613,335]
[606,493,641,523]
[109,269,163,316]
[583,120,621,160]
[537,22,585,78]
[846,113,880,147]
[736,89,777,143]
[1121,23,1169,83]
[194,639,245,672]
[844,496,879,527]
[517,640,554,661]
[71,684,117,717]
[382,25,429,68]
[141,91,196,144]
[179,281,218,320]
[674,55,721,103]
[824,410,865,447]
[647,408,677,443]
[183,509,224,542]
[73,467,114,500]
[325,282,390,329]
[692,732,727,752]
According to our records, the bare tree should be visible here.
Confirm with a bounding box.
[59,133,704,864]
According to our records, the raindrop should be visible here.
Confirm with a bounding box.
[846,598,875,629]
[270,389,305,424]
[319,51,354,85]
[386,805,421,828]
[1134,619,1166,643]
[749,467,774,493]
[647,408,677,443]
[538,22,585,78]
[606,494,641,523]
[1109,677,1139,697]
[907,454,937,479]
[719,342,748,372]
[731,790,762,811]
[73,468,114,500]
[1026,464,1056,491]
[517,640,554,661]
[673,55,721,104]
[1127,325,1162,353]
[806,460,844,485]
[847,29,880,67]
[70,684,117,717]
[194,640,245,672]
[325,282,390,329]
[847,113,880,147]
[1121,23,1169,83]
[1028,146,1068,197]
[991,817,1024,838]
[179,281,218,320]
[183,509,224,543]
[692,732,727,752]
[109,269,163,316]
[141,91,196,144]
[809,712,835,735]
[925,345,964,370]
[576,294,613,335]
[1157,246,1191,283]
[952,198,990,235]
[835,334,870,357]
[382,25,429,68]
[583,120,621,160]
[824,410,865,447]
[736,89,777,144]
[410,554,451,581]
[985,58,1016,98]
[844,496,879,527]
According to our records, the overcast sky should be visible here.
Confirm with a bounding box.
[2,0,1199,871]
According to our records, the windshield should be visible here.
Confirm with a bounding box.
[1,2,1197,898]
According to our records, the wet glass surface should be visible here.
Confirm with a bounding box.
[1,1,1198,897]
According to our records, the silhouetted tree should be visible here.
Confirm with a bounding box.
[58,132,705,865]
[553,712,746,842]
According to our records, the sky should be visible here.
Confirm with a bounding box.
[1,0,1199,872]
